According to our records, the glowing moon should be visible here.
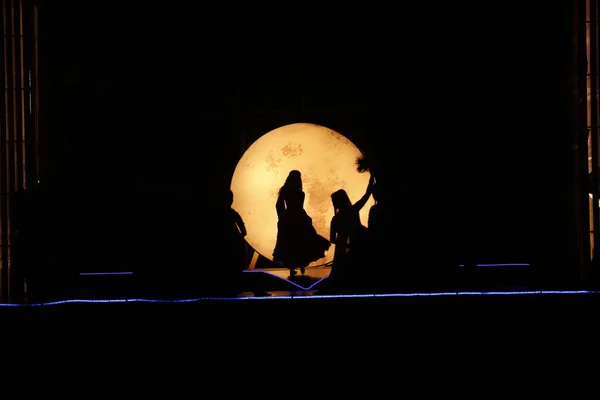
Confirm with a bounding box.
[230,123,374,267]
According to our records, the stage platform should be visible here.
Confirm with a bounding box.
[0,262,579,304]
[69,265,334,300]
[2,270,599,391]
[3,263,599,320]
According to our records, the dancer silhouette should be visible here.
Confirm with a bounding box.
[329,175,374,283]
[220,189,272,296]
[272,170,331,277]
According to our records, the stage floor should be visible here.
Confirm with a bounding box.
[239,265,332,296]
[253,265,332,280]
[6,263,591,303]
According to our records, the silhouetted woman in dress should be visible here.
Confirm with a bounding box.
[329,175,375,281]
[273,170,331,277]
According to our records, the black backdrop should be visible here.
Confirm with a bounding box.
[34,0,579,285]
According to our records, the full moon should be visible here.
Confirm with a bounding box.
[230,123,374,267]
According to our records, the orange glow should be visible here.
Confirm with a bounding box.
[230,123,374,267]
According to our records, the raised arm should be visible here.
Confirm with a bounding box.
[352,175,375,212]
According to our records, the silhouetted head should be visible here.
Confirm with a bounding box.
[331,189,352,214]
[214,188,234,208]
[279,170,303,194]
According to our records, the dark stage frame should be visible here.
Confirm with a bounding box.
[1,0,600,302]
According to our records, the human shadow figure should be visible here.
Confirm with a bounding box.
[366,174,451,293]
[362,173,425,292]
[273,170,331,278]
[216,189,272,297]
[208,188,253,296]
[363,177,402,292]
[327,174,375,290]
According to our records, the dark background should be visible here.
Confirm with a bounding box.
[34,0,579,283]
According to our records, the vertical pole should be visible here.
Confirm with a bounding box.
[575,0,591,285]
[590,0,600,267]
[248,250,259,270]
[23,0,36,190]
[14,0,23,192]
[7,0,16,208]
[1,0,17,301]
[7,0,17,298]
[0,0,9,299]
[32,0,39,183]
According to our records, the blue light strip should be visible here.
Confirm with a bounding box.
[79,272,135,276]
[1,290,599,307]
[244,269,330,291]
[305,276,329,290]
[475,263,530,267]
[458,263,531,267]
[243,269,310,290]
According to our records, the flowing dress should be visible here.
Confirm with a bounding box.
[272,188,330,268]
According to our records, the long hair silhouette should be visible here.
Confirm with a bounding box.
[278,169,302,195]
[273,170,330,277]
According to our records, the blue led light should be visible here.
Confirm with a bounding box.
[4,264,594,306]
[306,276,329,290]
[458,263,531,267]
[243,269,330,291]
[79,272,134,276]
[244,269,310,290]
[0,289,598,307]
[475,263,530,267]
